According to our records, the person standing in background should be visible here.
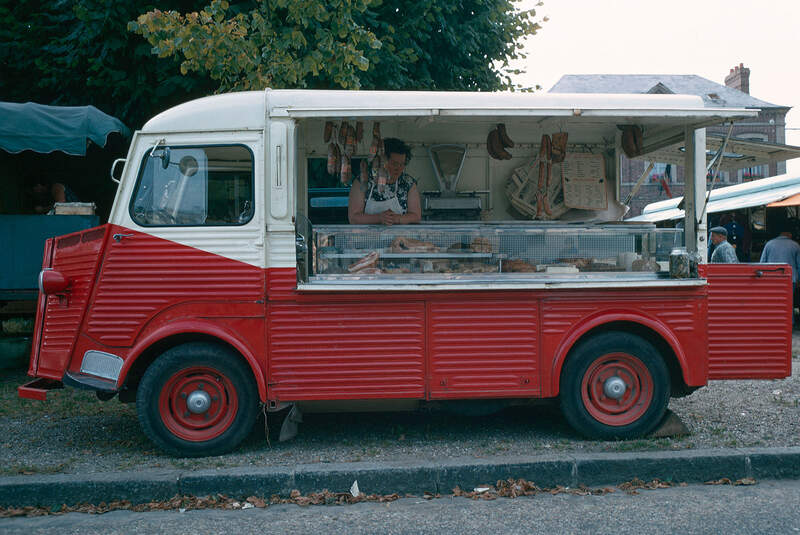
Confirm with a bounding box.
[709,226,738,263]
[760,224,800,325]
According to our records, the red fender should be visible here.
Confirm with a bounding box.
[548,310,703,397]
[120,319,267,402]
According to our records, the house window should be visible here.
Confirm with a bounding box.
[734,133,769,182]
[647,162,672,183]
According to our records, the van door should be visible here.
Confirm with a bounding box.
[701,263,792,379]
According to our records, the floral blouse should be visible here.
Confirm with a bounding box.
[361,172,417,214]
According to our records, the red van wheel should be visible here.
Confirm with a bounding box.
[137,343,257,457]
[159,366,238,442]
[560,332,669,440]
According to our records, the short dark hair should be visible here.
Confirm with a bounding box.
[383,138,411,163]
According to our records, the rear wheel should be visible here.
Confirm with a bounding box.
[137,342,257,457]
[560,332,669,440]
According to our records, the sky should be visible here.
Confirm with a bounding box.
[512,0,800,174]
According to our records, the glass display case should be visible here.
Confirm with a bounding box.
[302,223,684,283]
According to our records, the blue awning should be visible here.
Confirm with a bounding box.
[0,102,130,156]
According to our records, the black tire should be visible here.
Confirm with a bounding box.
[137,342,258,457]
[560,332,669,440]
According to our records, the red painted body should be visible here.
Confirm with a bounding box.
[22,224,793,405]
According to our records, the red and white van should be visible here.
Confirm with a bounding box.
[19,90,792,456]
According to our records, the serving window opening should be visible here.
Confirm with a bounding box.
[296,117,686,286]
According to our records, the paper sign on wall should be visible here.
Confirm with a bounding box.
[561,153,607,210]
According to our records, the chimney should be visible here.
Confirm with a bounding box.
[724,62,750,94]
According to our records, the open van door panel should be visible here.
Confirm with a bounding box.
[701,263,792,379]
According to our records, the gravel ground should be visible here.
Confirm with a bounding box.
[1,348,798,477]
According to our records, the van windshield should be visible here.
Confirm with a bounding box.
[130,145,254,226]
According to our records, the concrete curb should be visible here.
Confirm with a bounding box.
[1,447,799,508]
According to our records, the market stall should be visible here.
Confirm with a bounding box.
[287,92,756,286]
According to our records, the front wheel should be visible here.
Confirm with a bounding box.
[137,342,258,457]
[560,332,669,440]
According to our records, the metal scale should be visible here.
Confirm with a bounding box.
[423,144,482,220]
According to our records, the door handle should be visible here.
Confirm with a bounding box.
[755,267,786,277]
[112,233,134,242]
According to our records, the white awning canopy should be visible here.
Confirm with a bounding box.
[628,173,800,222]
[143,90,757,136]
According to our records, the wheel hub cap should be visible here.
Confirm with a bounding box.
[186,390,212,414]
[580,352,655,427]
[603,376,626,399]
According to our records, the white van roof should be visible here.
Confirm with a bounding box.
[142,89,756,134]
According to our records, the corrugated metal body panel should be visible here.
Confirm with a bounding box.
[268,302,425,400]
[85,226,264,346]
[702,264,792,379]
[265,231,297,269]
[540,291,704,334]
[38,227,108,378]
[141,225,265,269]
[540,289,709,393]
[266,267,298,300]
[429,299,538,398]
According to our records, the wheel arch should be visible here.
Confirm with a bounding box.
[118,321,267,403]
[550,316,690,398]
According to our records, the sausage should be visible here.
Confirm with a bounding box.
[371,122,382,157]
[345,124,356,156]
[341,155,352,184]
[327,142,337,175]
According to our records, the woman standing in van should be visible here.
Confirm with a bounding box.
[348,138,422,225]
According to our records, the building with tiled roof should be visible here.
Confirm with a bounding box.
[550,65,791,217]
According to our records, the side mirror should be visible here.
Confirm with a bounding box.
[160,147,171,169]
[148,143,170,169]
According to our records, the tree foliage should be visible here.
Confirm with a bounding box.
[130,0,545,92]
[0,0,545,130]
[0,0,216,128]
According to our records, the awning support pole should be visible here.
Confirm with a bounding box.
[699,122,735,223]
[684,127,707,261]
[623,162,655,207]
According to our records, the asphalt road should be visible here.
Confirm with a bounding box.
[3,479,800,535]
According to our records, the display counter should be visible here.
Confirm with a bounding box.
[300,222,687,288]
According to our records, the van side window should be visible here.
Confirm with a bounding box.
[130,145,254,226]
